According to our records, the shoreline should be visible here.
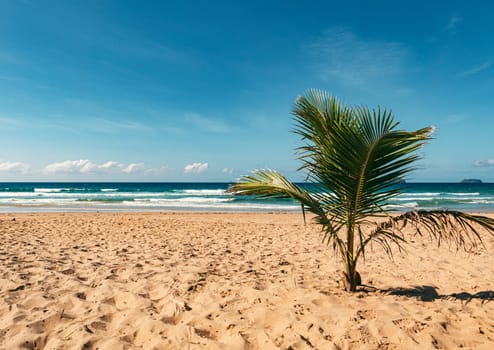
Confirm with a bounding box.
[3,208,494,214]
[2,182,494,213]
[1,212,493,349]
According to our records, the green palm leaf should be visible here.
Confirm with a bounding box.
[227,169,327,223]
[228,89,494,292]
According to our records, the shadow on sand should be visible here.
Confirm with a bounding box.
[372,285,494,303]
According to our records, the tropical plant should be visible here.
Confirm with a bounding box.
[227,89,494,292]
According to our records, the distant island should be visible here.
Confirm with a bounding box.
[460,179,483,184]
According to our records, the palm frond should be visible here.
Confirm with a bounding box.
[369,210,494,252]
[326,106,432,221]
[227,169,325,218]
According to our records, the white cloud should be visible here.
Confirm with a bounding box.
[43,159,96,174]
[0,161,30,174]
[474,159,494,167]
[309,28,408,89]
[0,159,168,178]
[122,163,145,174]
[184,162,209,174]
[99,161,124,170]
[222,167,233,174]
[459,60,492,77]
[43,160,145,175]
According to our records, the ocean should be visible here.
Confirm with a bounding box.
[0,182,493,213]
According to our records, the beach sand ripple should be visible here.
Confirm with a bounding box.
[1,212,493,349]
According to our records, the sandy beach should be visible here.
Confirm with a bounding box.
[1,212,493,349]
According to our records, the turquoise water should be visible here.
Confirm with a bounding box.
[0,182,493,212]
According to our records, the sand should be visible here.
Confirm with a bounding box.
[0,212,493,349]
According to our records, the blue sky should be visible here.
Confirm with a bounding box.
[0,0,493,182]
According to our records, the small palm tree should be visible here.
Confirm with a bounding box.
[227,89,494,292]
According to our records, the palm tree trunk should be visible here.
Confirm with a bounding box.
[343,262,361,292]
[343,220,361,292]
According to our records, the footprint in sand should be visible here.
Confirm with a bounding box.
[19,336,48,350]
[392,318,428,334]
[60,268,75,275]
[356,309,377,320]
